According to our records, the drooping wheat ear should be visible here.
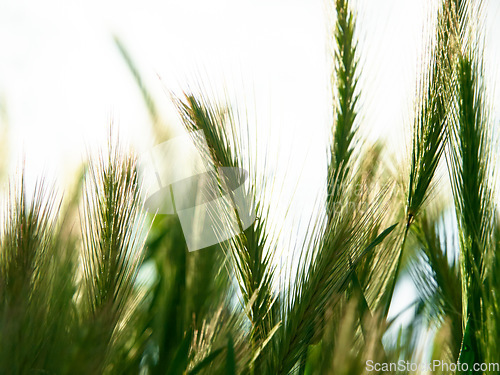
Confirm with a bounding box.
[175,92,278,372]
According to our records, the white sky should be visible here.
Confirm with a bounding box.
[1,0,500,345]
[1,0,497,187]
[0,0,456,180]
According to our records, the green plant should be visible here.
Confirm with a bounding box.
[0,0,498,374]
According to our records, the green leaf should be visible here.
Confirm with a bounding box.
[166,330,193,375]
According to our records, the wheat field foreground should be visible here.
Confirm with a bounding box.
[1,0,500,374]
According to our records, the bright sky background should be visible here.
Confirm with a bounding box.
[1,0,500,351]
[0,0,478,180]
[1,0,498,185]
